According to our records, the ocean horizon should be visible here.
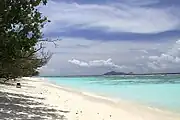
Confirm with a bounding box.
[43,75,180,113]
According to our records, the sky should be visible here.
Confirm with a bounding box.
[39,0,180,76]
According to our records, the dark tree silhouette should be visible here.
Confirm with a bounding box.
[0,0,52,81]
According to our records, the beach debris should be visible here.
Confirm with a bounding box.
[110,115,112,117]
[16,83,21,88]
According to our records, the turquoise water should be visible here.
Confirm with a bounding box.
[44,75,180,112]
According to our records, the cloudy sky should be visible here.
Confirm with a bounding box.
[39,0,180,76]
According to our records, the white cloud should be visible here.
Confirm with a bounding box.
[41,1,180,34]
[39,36,177,75]
[68,59,89,67]
[148,39,180,70]
[68,58,127,69]
[37,0,180,75]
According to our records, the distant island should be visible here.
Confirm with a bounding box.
[103,71,180,76]
[103,71,130,75]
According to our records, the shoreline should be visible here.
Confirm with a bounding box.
[38,77,180,114]
[43,77,180,114]
[37,77,180,118]
[1,77,180,120]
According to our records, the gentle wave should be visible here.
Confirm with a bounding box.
[44,75,180,113]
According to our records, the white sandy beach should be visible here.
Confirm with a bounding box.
[0,77,180,120]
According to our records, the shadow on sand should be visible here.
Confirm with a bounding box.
[0,91,69,120]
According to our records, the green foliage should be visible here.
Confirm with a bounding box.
[0,0,52,81]
[0,0,50,61]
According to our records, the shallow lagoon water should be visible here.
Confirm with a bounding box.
[44,75,180,112]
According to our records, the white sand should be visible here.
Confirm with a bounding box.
[1,77,180,120]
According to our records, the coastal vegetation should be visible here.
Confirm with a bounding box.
[0,0,51,82]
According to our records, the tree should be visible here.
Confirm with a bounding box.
[0,0,50,60]
[0,0,52,81]
[0,47,52,81]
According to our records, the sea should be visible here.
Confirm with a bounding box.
[43,75,180,113]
